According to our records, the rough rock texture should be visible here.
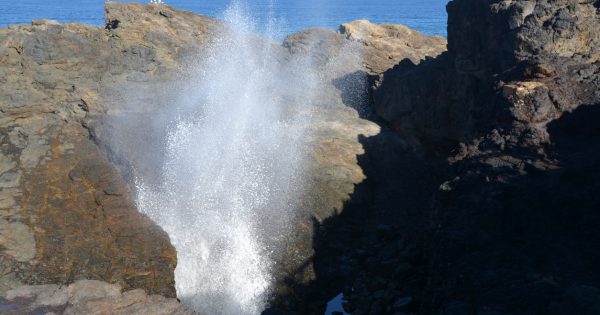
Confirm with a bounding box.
[374,0,600,148]
[11,1,594,314]
[280,20,445,225]
[1,280,196,314]
[0,2,228,299]
[340,20,447,74]
[1,2,450,314]
[272,21,446,298]
[269,21,447,314]
[303,1,600,315]
[98,8,447,306]
[0,24,174,298]
[284,20,447,75]
[418,1,600,314]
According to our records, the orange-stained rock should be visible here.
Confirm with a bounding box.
[0,2,225,297]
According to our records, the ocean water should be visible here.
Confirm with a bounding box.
[0,0,449,38]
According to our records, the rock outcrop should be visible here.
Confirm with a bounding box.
[1,280,195,314]
[0,16,177,298]
[283,20,446,75]
[0,1,225,301]
[315,1,600,315]
[1,2,448,314]
[340,20,446,74]
[418,1,600,314]
[6,1,593,314]
[274,20,446,301]
[374,0,600,149]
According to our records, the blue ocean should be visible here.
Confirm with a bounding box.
[0,0,449,37]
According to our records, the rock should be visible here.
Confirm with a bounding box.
[0,220,36,262]
[369,299,385,315]
[373,0,600,149]
[2,280,196,315]
[260,308,284,315]
[31,19,60,26]
[2,2,448,313]
[12,1,595,315]
[5,284,69,308]
[340,20,447,74]
[367,0,600,314]
[284,20,447,75]
[271,17,446,305]
[308,1,600,315]
[342,300,356,313]
[0,1,232,300]
[283,28,350,67]
[373,290,385,299]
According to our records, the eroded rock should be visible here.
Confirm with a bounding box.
[2,2,451,313]
[2,280,196,315]
[284,20,447,75]
[340,20,447,74]
[347,1,600,314]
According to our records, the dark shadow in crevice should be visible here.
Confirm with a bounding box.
[418,103,600,315]
[268,63,454,314]
[331,71,374,120]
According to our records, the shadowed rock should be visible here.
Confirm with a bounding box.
[332,1,600,314]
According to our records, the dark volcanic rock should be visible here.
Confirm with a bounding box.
[5,1,597,315]
[374,0,600,149]
[351,0,600,314]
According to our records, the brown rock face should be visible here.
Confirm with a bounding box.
[340,20,447,74]
[283,20,447,75]
[0,3,227,298]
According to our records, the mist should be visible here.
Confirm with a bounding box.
[106,1,366,314]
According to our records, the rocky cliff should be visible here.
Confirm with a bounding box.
[0,2,250,311]
[316,1,600,315]
[0,2,243,308]
[0,2,448,314]
[420,1,600,314]
[3,1,596,314]
[374,0,600,149]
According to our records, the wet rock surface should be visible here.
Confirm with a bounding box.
[271,17,447,304]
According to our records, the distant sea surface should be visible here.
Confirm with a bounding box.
[0,0,449,38]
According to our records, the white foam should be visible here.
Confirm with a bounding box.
[133,1,366,314]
